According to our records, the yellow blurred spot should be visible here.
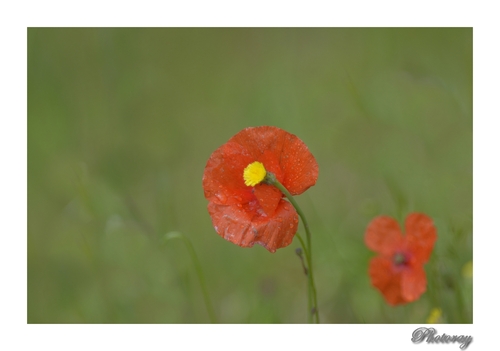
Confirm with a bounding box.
[462,260,473,279]
[243,161,267,187]
[426,308,443,324]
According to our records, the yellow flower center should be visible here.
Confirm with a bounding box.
[243,161,267,187]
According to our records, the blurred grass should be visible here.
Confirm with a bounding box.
[28,28,472,323]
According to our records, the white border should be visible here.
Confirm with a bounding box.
[3,1,498,350]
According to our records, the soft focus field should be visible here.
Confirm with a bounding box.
[28,28,472,323]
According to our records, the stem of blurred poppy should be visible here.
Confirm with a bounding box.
[164,232,217,323]
[271,180,319,323]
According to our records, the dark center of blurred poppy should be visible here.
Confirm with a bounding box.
[393,252,409,266]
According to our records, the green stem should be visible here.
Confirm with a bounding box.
[164,232,217,323]
[296,233,313,323]
[271,180,319,323]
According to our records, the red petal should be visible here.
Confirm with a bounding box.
[405,213,437,263]
[229,126,288,161]
[259,149,284,183]
[280,131,319,195]
[401,264,427,302]
[207,199,298,253]
[253,183,282,216]
[229,126,318,195]
[365,216,404,256]
[202,141,255,205]
[368,257,406,306]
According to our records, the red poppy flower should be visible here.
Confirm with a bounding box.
[202,126,318,253]
[365,213,437,305]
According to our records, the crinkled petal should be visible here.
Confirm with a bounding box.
[368,257,406,306]
[207,199,298,253]
[365,216,404,256]
[401,264,427,303]
[405,213,437,263]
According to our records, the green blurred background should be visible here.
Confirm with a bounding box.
[28,28,472,323]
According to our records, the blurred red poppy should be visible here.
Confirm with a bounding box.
[365,213,437,305]
[202,126,318,253]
